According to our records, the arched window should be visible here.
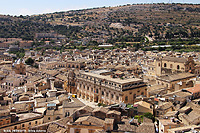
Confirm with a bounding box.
[164,63,167,67]
[170,64,173,68]
[116,96,119,100]
[158,63,161,67]
[177,65,180,70]
[125,96,128,101]
[65,112,70,117]
[56,116,61,120]
[133,94,136,99]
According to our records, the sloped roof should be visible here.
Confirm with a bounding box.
[63,98,85,108]
[75,116,104,125]
[162,56,187,63]
[56,74,67,81]
[186,84,200,94]
[118,123,136,132]
[11,103,29,111]
[158,73,195,82]
[46,110,54,116]
[107,110,121,115]
[92,107,109,114]
[164,111,178,117]
[76,105,94,112]
[157,102,173,110]
[105,118,114,124]
[134,101,152,110]
[47,123,67,133]
[47,124,59,133]
[148,84,166,92]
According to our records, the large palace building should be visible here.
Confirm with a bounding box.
[75,70,147,105]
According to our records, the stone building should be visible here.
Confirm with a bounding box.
[65,60,86,70]
[133,101,153,115]
[156,72,196,92]
[43,104,63,123]
[0,112,43,131]
[158,118,184,133]
[155,56,195,76]
[0,109,12,127]
[62,98,85,118]
[76,70,147,105]
[12,59,26,75]
[156,102,174,117]
[65,69,77,94]
[39,60,85,70]
[68,116,112,133]
[0,75,26,91]
[68,105,121,132]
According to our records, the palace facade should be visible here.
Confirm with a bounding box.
[75,70,147,105]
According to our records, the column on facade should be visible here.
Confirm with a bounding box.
[50,80,55,90]
[108,91,111,105]
[98,88,102,103]
[87,85,91,102]
[113,92,116,104]
[89,86,93,102]
[119,94,122,103]
[84,85,87,100]
[79,83,83,98]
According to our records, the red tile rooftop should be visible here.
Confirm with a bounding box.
[186,84,200,94]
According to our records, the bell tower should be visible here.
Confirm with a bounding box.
[66,69,76,94]
[155,58,162,76]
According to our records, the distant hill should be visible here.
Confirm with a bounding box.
[0,3,200,43]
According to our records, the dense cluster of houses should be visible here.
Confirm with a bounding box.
[0,38,200,132]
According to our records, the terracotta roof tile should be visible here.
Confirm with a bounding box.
[186,84,200,94]
[106,110,121,115]
[92,107,109,114]
[75,116,104,125]
[162,56,187,63]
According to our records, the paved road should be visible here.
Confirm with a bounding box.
[77,98,98,108]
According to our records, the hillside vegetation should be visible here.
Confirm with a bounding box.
[0,3,200,46]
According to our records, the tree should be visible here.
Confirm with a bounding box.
[25,58,34,65]
[143,112,155,122]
